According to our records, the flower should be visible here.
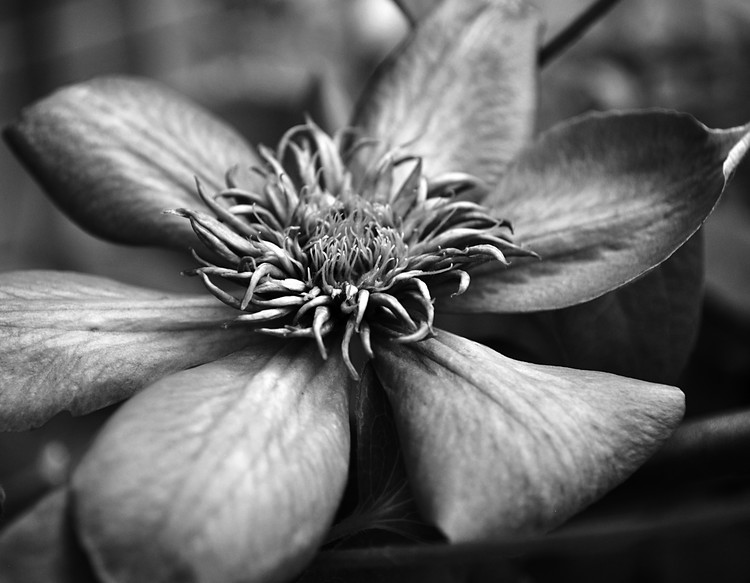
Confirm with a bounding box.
[1,1,749,582]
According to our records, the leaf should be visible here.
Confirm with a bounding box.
[445,111,750,312]
[352,0,539,185]
[72,341,351,583]
[373,329,684,540]
[0,271,253,430]
[0,489,98,583]
[3,76,261,249]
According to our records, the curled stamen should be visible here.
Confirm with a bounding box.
[293,294,333,324]
[195,178,259,239]
[197,272,241,309]
[312,305,332,359]
[393,320,433,344]
[451,270,471,296]
[407,278,435,328]
[174,121,533,378]
[231,307,295,324]
[341,317,360,381]
[355,289,370,332]
[249,296,307,308]
[241,263,279,310]
[369,293,419,332]
[359,320,374,360]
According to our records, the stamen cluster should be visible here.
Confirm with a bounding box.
[171,122,533,377]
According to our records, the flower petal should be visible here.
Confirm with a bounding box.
[0,270,253,430]
[447,111,750,312]
[3,76,261,249]
[72,342,351,583]
[0,489,97,583]
[443,233,704,384]
[533,233,704,383]
[352,0,539,184]
[373,329,684,540]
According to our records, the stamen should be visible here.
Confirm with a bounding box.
[312,305,332,359]
[341,317,360,381]
[197,272,241,309]
[232,307,294,324]
[359,320,374,360]
[174,121,536,380]
[451,270,471,296]
[195,178,258,239]
[355,289,370,331]
[294,295,333,324]
[393,320,434,344]
[369,293,419,332]
[242,263,278,310]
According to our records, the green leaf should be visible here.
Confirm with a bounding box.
[445,111,750,313]
[0,271,253,430]
[0,489,98,583]
[373,329,684,540]
[72,341,351,583]
[352,0,539,185]
[3,76,261,249]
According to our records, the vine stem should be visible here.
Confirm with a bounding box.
[539,0,627,66]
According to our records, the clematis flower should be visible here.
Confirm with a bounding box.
[1,0,749,581]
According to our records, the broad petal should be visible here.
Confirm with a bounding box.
[73,342,351,583]
[352,0,539,184]
[0,489,98,583]
[4,76,261,249]
[447,111,750,312]
[373,330,684,540]
[534,233,704,383]
[442,233,704,384]
[0,271,253,430]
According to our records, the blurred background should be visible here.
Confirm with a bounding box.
[1,0,749,581]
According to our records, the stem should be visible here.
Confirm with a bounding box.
[539,0,626,67]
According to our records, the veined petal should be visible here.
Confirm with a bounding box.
[352,0,539,185]
[3,76,261,249]
[72,341,351,583]
[448,111,750,312]
[0,489,97,583]
[0,271,253,430]
[373,329,684,540]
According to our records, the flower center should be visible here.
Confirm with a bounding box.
[171,122,534,377]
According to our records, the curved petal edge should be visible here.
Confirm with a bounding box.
[373,330,685,540]
[72,341,351,583]
[4,76,261,249]
[0,270,252,430]
[446,111,750,313]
